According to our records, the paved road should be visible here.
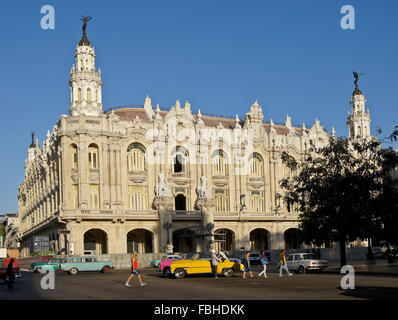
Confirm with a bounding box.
[1,266,397,300]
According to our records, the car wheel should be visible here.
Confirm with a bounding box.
[35,267,42,273]
[174,268,186,279]
[69,268,78,276]
[298,265,305,274]
[222,268,233,277]
[101,266,111,273]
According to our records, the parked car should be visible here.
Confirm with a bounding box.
[59,256,114,275]
[159,254,189,275]
[239,252,262,265]
[31,257,66,273]
[0,265,21,282]
[169,253,244,279]
[286,253,328,274]
[151,254,183,268]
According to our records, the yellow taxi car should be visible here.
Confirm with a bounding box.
[169,252,244,279]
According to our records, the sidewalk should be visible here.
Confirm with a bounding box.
[324,259,398,276]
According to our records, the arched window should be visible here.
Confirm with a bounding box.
[87,88,92,101]
[214,189,229,212]
[172,146,188,173]
[89,184,99,209]
[212,149,228,176]
[73,185,79,209]
[128,186,147,211]
[250,153,264,178]
[127,143,146,171]
[88,144,99,169]
[249,191,264,212]
[77,88,82,101]
[70,144,78,168]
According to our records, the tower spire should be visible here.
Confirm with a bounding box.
[347,72,371,139]
[69,16,103,117]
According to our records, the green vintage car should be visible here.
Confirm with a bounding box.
[31,257,66,273]
[60,256,114,275]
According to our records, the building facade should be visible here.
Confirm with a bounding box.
[2,213,19,250]
[17,25,371,257]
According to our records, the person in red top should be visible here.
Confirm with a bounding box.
[125,251,146,287]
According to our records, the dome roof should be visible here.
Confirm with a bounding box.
[78,35,92,47]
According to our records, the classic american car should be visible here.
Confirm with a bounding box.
[159,253,190,275]
[286,253,328,274]
[151,254,183,268]
[59,256,114,275]
[169,253,244,279]
[31,257,66,272]
[0,260,21,282]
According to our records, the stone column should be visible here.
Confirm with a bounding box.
[153,197,174,253]
[196,198,215,252]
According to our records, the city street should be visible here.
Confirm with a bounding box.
[1,265,398,300]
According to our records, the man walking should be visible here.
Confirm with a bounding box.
[6,258,15,289]
[242,251,253,279]
[211,250,222,278]
[279,249,293,277]
[258,250,268,278]
[125,252,146,287]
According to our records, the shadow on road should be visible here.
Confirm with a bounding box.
[339,286,398,300]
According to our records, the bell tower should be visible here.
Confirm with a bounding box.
[69,17,103,117]
[347,72,371,139]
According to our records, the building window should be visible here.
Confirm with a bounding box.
[77,88,82,101]
[214,189,229,212]
[73,185,79,208]
[250,153,264,178]
[71,144,78,168]
[212,149,228,176]
[88,144,99,169]
[127,143,146,171]
[128,186,148,211]
[89,184,99,209]
[172,146,188,173]
[87,88,92,101]
[249,191,265,212]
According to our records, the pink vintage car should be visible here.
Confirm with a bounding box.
[158,253,191,275]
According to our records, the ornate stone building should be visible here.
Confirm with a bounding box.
[17,24,371,257]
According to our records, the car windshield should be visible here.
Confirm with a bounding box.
[251,254,260,257]
[303,254,317,260]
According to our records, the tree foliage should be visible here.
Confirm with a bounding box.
[280,136,398,267]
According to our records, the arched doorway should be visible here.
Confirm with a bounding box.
[284,228,303,249]
[172,228,197,252]
[214,228,235,252]
[127,229,154,253]
[249,228,270,251]
[83,229,108,254]
[175,194,186,211]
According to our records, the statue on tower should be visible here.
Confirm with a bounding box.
[80,16,92,37]
[353,71,364,89]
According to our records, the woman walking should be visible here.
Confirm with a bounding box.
[242,251,253,279]
[258,250,268,278]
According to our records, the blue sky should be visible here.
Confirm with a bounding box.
[0,0,397,213]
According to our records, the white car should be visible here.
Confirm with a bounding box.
[286,253,328,274]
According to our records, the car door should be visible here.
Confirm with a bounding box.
[286,254,295,270]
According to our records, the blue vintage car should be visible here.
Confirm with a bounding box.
[60,256,114,275]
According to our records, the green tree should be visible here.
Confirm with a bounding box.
[280,136,398,268]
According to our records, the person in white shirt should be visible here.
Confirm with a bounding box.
[211,250,222,278]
